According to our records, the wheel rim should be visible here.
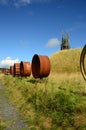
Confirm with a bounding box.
[80,44,86,80]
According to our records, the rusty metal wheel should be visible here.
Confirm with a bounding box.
[80,44,86,80]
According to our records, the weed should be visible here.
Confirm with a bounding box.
[0,117,7,130]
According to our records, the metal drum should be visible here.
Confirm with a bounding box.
[20,61,31,77]
[32,54,51,79]
[10,66,14,75]
[14,63,20,76]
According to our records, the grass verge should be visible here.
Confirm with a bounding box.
[0,73,86,130]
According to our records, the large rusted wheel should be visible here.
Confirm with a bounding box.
[80,44,86,80]
[32,54,51,79]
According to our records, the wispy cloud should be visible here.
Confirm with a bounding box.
[46,38,60,48]
[0,57,19,68]
[0,0,31,7]
[0,0,52,7]
[0,0,8,5]
[31,0,51,3]
[14,0,31,7]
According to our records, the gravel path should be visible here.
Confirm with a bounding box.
[0,82,28,130]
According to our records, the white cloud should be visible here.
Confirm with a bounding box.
[46,38,60,48]
[0,57,19,68]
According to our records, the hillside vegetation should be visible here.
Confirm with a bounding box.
[50,48,82,73]
[0,48,86,130]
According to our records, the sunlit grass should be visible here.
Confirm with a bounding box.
[0,48,86,129]
[50,48,82,73]
[0,72,86,129]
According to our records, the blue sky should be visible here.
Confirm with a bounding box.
[0,0,86,68]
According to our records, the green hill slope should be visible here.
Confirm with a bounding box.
[50,48,82,73]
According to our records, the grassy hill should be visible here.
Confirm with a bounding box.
[50,48,82,73]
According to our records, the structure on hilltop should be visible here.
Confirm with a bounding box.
[61,33,70,50]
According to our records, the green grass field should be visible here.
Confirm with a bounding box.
[0,48,86,130]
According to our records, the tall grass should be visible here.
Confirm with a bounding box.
[0,72,86,129]
[0,48,86,129]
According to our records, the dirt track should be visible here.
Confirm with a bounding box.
[0,82,28,130]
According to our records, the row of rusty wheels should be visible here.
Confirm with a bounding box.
[10,54,51,79]
[80,44,86,80]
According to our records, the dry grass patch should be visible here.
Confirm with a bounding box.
[50,48,82,73]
